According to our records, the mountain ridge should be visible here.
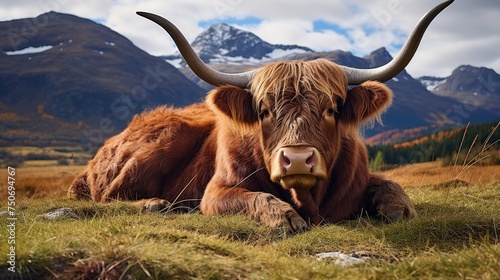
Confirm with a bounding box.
[419,65,500,114]
[1,12,498,147]
[0,12,205,147]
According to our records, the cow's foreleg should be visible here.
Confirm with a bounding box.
[365,174,417,221]
[201,183,308,232]
[250,192,309,231]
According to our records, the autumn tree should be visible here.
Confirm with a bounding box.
[370,150,385,172]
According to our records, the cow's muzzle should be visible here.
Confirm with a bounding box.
[270,146,328,190]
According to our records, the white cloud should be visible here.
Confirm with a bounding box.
[0,0,499,78]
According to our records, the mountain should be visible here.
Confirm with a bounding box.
[0,12,205,147]
[164,23,312,67]
[176,41,495,138]
[1,14,498,148]
[176,22,500,139]
[162,22,497,138]
[348,48,493,136]
[419,65,500,114]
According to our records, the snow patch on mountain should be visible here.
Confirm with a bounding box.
[418,76,447,92]
[266,48,309,60]
[166,58,183,68]
[4,45,53,55]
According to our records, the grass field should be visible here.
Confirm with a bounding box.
[0,146,94,168]
[0,162,499,279]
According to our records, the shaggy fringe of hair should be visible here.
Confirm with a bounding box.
[249,59,348,110]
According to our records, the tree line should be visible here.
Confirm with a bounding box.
[367,122,500,170]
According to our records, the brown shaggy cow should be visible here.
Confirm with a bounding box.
[69,1,453,231]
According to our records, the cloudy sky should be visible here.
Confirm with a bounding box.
[1,0,499,78]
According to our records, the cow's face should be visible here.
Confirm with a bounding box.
[208,59,392,190]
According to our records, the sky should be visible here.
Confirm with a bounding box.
[1,0,499,78]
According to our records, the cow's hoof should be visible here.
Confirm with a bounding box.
[387,210,405,222]
[381,209,407,222]
[373,181,417,222]
[142,198,172,213]
[263,209,308,233]
[255,193,308,232]
[283,210,309,232]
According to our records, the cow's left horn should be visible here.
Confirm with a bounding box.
[137,12,255,88]
[341,0,454,85]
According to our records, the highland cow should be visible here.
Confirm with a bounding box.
[69,1,453,231]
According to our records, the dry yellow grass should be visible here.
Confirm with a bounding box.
[0,165,85,199]
[380,160,500,188]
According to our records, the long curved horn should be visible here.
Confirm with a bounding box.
[138,0,452,87]
[342,0,454,84]
[136,12,256,88]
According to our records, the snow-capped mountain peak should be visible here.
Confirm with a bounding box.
[417,65,500,113]
[192,23,253,49]
[164,23,313,67]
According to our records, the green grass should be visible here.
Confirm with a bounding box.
[0,146,94,168]
[1,181,499,279]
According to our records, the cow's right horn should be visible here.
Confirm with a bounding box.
[341,0,454,85]
[137,12,256,88]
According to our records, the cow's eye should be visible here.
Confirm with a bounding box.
[259,109,270,119]
[326,107,336,116]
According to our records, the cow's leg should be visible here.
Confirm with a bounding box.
[201,183,308,232]
[364,174,417,222]
[99,157,143,202]
[68,172,91,200]
[132,197,196,213]
[131,198,172,212]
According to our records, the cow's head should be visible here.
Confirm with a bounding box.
[207,60,392,189]
[136,0,453,189]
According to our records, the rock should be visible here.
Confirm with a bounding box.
[38,207,80,221]
[316,251,370,267]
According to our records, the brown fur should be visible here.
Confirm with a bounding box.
[69,59,416,231]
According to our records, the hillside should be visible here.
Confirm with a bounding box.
[420,65,500,119]
[367,122,500,166]
[0,12,205,147]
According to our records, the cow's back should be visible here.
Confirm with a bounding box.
[69,103,217,207]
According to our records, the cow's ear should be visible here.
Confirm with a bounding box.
[339,81,392,126]
[207,85,258,132]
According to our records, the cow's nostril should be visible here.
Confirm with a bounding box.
[281,148,315,174]
[281,151,291,168]
[306,152,315,167]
